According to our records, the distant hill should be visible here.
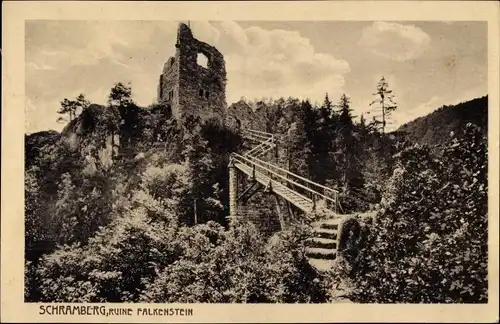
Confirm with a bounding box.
[397,96,487,147]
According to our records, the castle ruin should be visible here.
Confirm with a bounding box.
[157,23,227,124]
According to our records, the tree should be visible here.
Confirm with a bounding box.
[108,82,133,107]
[107,82,139,156]
[359,113,366,128]
[57,94,90,123]
[333,94,365,211]
[368,77,397,134]
[339,124,488,302]
[322,93,334,116]
[76,94,91,111]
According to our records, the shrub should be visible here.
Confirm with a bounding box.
[339,124,487,303]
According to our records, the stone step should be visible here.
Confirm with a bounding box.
[314,228,337,240]
[307,258,335,272]
[320,222,339,230]
[306,237,337,249]
[306,247,337,260]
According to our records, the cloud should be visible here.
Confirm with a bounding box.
[358,21,431,62]
[25,21,350,133]
[212,22,350,104]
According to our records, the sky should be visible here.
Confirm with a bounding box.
[25,20,487,133]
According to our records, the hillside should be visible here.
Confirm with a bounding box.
[397,96,487,147]
[24,85,488,303]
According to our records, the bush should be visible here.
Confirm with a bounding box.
[141,219,328,303]
[339,124,488,303]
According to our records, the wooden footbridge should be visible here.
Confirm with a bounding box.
[228,129,346,270]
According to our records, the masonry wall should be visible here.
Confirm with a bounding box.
[240,191,283,237]
[157,23,226,124]
[158,57,179,117]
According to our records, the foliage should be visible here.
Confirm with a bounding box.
[57,94,90,123]
[31,209,327,303]
[141,219,327,303]
[26,79,488,305]
[336,124,488,303]
[368,76,397,134]
[398,95,488,150]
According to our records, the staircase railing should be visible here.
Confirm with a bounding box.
[231,152,340,213]
[241,129,286,144]
[243,137,275,157]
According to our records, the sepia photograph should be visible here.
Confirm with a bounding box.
[2,1,499,323]
[24,19,489,303]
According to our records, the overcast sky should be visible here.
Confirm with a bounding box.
[25,20,487,133]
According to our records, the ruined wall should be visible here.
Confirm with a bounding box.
[157,23,226,124]
[157,57,179,117]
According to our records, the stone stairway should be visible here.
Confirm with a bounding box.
[306,217,341,272]
[235,128,345,272]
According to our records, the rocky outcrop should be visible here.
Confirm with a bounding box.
[226,100,259,130]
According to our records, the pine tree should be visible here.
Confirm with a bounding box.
[287,100,311,179]
[57,94,90,123]
[57,99,75,122]
[369,77,397,134]
[322,93,333,115]
[337,94,355,131]
[359,113,366,128]
[334,94,365,211]
[75,93,90,111]
[107,82,139,155]
[108,82,133,107]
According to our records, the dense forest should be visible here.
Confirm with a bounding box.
[25,81,488,303]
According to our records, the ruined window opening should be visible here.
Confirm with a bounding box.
[205,90,209,99]
[199,89,204,98]
[169,90,174,100]
[197,53,209,68]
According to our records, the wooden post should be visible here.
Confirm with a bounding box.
[194,198,198,224]
[228,160,238,225]
[274,195,286,230]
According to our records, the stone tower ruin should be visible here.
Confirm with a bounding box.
[157,23,227,124]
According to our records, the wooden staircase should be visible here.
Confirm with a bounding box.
[233,129,344,271]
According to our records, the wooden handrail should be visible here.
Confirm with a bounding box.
[240,153,339,196]
[235,128,341,213]
[244,137,276,156]
[244,128,286,140]
[232,153,338,207]
[242,132,273,142]
[232,154,314,204]
[242,129,286,143]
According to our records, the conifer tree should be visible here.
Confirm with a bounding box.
[334,94,364,210]
[57,94,90,123]
[76,93,91,111]
[369,77,397,134]
[322,93,333,116]
[107,82,139,154]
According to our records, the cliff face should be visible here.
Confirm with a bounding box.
[226,100,259,130]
